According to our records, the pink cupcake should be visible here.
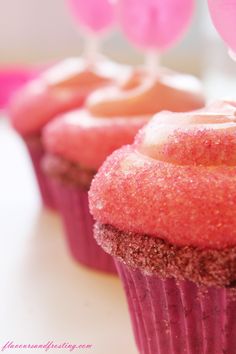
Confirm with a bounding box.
[89,101,236,352]
[42,68,204,273]
[8,57,125,209]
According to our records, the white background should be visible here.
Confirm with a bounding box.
[0,0,211,74]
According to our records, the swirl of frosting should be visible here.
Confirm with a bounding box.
[87,67,204,117]
[8,57,126,136]
[89,101,236,249]
[43,68,204,171]
[136,100,236,166]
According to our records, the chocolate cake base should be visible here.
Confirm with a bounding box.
[42,153,96,190]
[94,223,236,288]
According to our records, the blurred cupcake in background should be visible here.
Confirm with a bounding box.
[40,0,204,273]
[42,67,204,273]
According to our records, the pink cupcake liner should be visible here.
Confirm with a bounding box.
[54,180,117,274]
[25,139,58,209]
[116,261,236,354]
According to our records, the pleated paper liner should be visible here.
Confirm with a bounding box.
[116,261,236,354]
[55,180,117,274]
[25,137,58,209]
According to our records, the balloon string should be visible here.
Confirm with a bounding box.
[145,51,160,74]
[84,34,101,64]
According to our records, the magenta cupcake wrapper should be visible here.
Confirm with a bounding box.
[54,181,117,274]
[115,261,236,354]
[25,139,58,209]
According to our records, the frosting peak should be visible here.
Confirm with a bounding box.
[135,102,236,166]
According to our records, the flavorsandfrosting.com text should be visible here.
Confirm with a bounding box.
[1,341,93,352]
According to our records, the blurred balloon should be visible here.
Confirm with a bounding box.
[67,0,115,33]
[117,0,195,51]
[208,0,236,54]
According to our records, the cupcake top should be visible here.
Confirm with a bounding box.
[8,57,127,137]
[89,100,236,250]
[42,68,204,171]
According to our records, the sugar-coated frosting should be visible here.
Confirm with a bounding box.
[8,57,126,136]
[89,101,236,249]
[42,68,204,171]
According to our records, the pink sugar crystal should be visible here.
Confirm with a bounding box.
[135,106,236,166]
[161,129,236,166]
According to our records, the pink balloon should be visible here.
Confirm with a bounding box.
[208,0,236,53]
[117,0,195,51]
[67,0,115,33]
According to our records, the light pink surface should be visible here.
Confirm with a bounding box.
[208,0,236,53]
[116,261,236,354]
[89,101,236,249]
[67,0,115,33]
[43,69,204,170]
[118,0,194,50]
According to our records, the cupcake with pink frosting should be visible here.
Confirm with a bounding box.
[8,57,126,209]
[89,100,236,352]
[42,67,204,273]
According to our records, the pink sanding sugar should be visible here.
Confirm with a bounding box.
[135,106,236,166]
[89,102,236,249]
